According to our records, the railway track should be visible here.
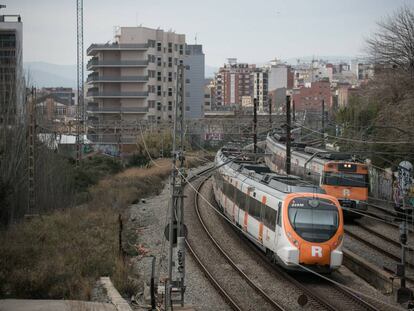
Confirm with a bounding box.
[345,222,414,285]
[186,170,382,310]
[185,173,285,311]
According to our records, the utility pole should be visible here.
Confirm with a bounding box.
[396,161,413,304]
[166,64,186,310]
[27,87,36,217]
[286,95,291,175]
[253,98,257,153]
[292,99,296,122]
[76,0,84,165]
[268,97,272,129]
[321,99,325,141]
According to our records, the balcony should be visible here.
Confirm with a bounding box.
[87,106,149,114]
[87,59,148,69]
[87,91,149,98]
[87,43,148,55]
[87,75,149,83]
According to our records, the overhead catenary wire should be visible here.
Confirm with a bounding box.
[295,122,413,145]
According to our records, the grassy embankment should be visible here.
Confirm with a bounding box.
[0,154,206,300]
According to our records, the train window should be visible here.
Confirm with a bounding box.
[263,205,277,229]
[322,172,368,188]
[236,188,246,211]
[248,196,261,220]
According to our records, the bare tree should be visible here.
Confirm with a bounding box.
[367,6,414,74]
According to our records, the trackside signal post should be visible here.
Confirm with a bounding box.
[166,64,186,310]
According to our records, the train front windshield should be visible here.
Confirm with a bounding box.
[322,172,368,188]
[288,197,339,243]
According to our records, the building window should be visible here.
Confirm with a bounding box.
[174,58,178,66]
[157,71,162,81]
[148,40,155,48]
[185,106,190,111]
[168,72,172,82]
[157,86,162,96]
[157,102,161,111]
[157,42,162,52]
[148,70,155,78]
[179,60,184,65]
[179,44,183,55]
[157,116,161,120]
[148,85,155,93]
[168,42,172,53]
[174,44,178,52]
[186,78,190,84]
[168,57,172,68]
[168,87,173,97]
[148,55,155,63]
[168,101,172,111]
[157,57,162,66]
[185,65,190,70]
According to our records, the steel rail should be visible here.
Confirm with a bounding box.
[189,174,286,311]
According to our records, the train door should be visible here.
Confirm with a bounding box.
[259,196,266,243]
[274,202,283,248]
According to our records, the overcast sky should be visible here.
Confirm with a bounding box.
[3,0,413,66]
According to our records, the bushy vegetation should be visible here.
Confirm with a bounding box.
[73,156,123,202]
[334,6,414,168]
[0,158,174,299]
[0,206,118,299]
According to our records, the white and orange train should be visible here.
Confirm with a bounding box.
[212,148,344,272]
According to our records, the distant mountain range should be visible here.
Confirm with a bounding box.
[24,56,361,87]
[24,62,77,88]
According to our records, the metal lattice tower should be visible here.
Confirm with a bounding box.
[27,87,36,215]
[76,0,84,164]
[166,64,186,309]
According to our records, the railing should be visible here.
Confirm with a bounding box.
[87,134,138,144]
[87,43,148,54]
[87,91,148,98]
[87,106,149,113]
[87,59,149,68]
[86,75,149,83]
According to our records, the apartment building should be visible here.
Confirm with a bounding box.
[40,87,75,105]
[292,80,332,112]
[184,44,204,118]
[214,59,256,107]
[267,60,294,91]
[251,69,268,112]
[0,8,23,123]
[86,26,186,144]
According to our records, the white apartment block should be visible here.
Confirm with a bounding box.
[86,26,186,144]
[0,9,23,121]
[252,70,268,113]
